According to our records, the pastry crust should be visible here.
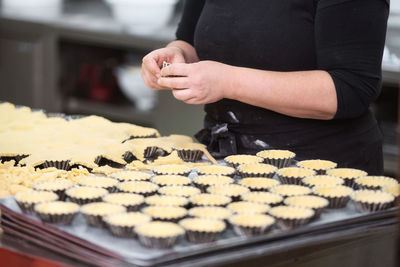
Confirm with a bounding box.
[33,179,74,191]
[193,175,234,187]
[145,195,188,207]
[142,206,187,220]
[104,212,151,227]
[229,213,275,227]
[15,190,58,204]
[179,218,226,232]
[284,195,329,209]
[313,185,353,198]
[237,163,277,176]
[355,176,398,189]
[80,202,126,216]
[241,192,283,205]
[239,178,280,190]
[117,181,159,194]
[302,175,344,187]
[78,176,118,189]
[224,155,263,166]
[382,184,400,197]
[269,184,311,197]
[227,201,270,214]
[35,201,79,214]
[152,175,192,187]
[269,205,314,220]
[135,221,184,238]
[103,193,144,206]
[152,164,192,176]
[65,186,108,200]
[296,159,337,171]
[277,167,316,178]
[256,150,295,160]
[326,168,367,179]
[190,193,232,207]
[110,171,152,181]
[158,185,201,197]
[188,206,232,220]
[195,165,235,177]
[351,190,394,204]
[207,184,249,198]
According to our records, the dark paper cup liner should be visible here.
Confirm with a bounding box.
[193,182,210,193]
[277,175,303,185]
[315,169,328,175]
[104,186,117,193]
[37,160,70,171]
[138,234,182,249]
[177,149,204,162]
[153,170,191,177]
[126,203,145,212]
[238,171,275,179]
[67,196,103,205]
[83,214,106,227]
[275,217,312,231]
[150,215,186,224]
[0,154,28,165]
[197,170,235,178]
[35,189,68,201]
[106,224,136,238]
[185,230,222,243]
[144,147,167,160]
[231,224,273,236]
[16,201,36,215]
[343,178,356,188]
[325,196,350,209]
[355,184,381,191]
[353,200,394,213]
[264,158,294,169]
[122,152,137,163]
[36,211,77,225]
[95,156,125,169]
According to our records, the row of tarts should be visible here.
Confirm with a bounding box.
[11,152,400,249]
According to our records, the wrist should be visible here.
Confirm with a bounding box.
[222,65,239,100]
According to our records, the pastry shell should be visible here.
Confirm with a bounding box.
[229,213,275,236]
[15,190,59,214]
[256,149,296,168]
[136,221,184,249]
[276,167,316,185]
[269,205,314,230]
[34,201,79,225]
[237,163,277,178]
[239,177,280,191]
[296,159,337,174]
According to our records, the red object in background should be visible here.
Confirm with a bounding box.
[0,248,64,267]
[76,61,119,102]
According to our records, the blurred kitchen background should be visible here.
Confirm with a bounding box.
[0,0,399,177]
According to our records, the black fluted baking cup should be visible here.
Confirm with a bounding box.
[15,201,37,215]
[237,171,275,178]
[153,170,191,177]
[177,149,204,162]
[184,230,222,243]
[35,160,71,171]
[264,158,294,169]
[324,196,350,209]
[67,196,103,205]
[274,217,312,231]
[36,211,77,225]
[277,175,303,185]
[82,214,107,227]
[353,200,394,213]
[231,224,273,236]
[106,224,136,238]
[138,234,182,249]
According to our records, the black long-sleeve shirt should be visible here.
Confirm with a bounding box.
[176,0,389,174]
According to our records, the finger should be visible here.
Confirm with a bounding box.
[142,69,163,90]
[161,63,190,77]
[172,88,194,102]
[142,54,161,77]
[157,77,189,89]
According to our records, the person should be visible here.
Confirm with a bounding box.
[141,0,389,175]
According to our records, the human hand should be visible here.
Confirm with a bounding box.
[141,46,186,90]
[157,61,231,104]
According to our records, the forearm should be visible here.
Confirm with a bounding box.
[225,67,338,120]
[167,40,199,63]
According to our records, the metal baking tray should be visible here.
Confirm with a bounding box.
[0,197,397,267]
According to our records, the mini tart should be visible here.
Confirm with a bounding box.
[190,193,232,207]
[33,179,74,201]
[355,176,399,190]
[302,175,344,188]
[269,185,311,197]
[269,206,314,230]
[224,155,264,168]
[188,207,232,221]
[227,201,270,214]
[158,185,201,198]
[78,176,118,192]
[206,184,249,201]
[173,143,205,162]
[135,221,184,249]
[276,167,316,185]
[103,193,144,211]
[296,159,337,174]
[104,212,151,237]
[152,164,192,176]
[256,149,296,168]
[193,175,234,192]
[151,175,191,187]
[195,165,236,177]
[229,214,275,236]
[242,192,283,206]
[382,184,400,202]
[313,185,353,208]
[117,181,159,197]
[110,171,152,182]
[15,190,58,214]
[284,195,329,218]
[66,186,108,205]
[326,168,368,188]
[142,206,187,222]
[179,218,226,243]
[351,190,395,212]
[145,195,189,207]
[81,202,126,227]
[239,178,280,191]
[237,163,277,178]
[34,201,79,225]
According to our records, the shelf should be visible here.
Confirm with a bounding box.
[64,97,155,126]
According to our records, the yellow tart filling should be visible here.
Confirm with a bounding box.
[117,181,159,194]
[193,175,234,186]
[296,159,337,170]
[15,190,58,203]
[326,168,367,179]
[351,190,395,204]
[152,175,191,186]
[81,202,126,216]
[33,179,74,191]
[207,184,249,197]
[142,206,187,219]
[284,195,329,209]
[188,206,232,220]
[313,185,353,198]
[269,185,311,197]
[277,167,316,178]
[239,178,280,189]
[242,192,283,205]
[355,176,398,188]
[66,186,108,199]
[135,221,184,238]
[145,195,188,207]
[110,171,152,181]
[229,213,275,227]
[227,201,270,214]
[224,155,263,165]
[158,185,201,197]
[104,212,151,227]
[269,205,314,219]
[256,149,295,159]
[190,193,232,206]
[103,193,144,206]
[302,175,344,187]
[35,201,79,214]
[179,218,226,232]
[237,163,277,175]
